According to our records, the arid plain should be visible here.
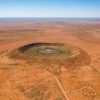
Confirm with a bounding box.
[0,18,100,100]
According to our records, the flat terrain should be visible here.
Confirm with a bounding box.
[0,18,100,100]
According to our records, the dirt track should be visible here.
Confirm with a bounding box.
[0,19,100,100]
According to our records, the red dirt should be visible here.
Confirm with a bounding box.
[0,19,100,100]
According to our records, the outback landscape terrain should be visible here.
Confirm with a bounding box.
[0,18,100,100]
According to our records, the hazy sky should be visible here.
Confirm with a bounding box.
[0,0,100,17]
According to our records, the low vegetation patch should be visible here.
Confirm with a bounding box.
[0,38,15,42]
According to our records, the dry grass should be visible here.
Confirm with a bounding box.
[0,19,100,100]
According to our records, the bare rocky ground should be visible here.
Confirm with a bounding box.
[0,19,100,100]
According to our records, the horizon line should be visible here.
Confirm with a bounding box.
[0,17,100,18]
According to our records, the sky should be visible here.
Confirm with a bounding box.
[0,0,100,17]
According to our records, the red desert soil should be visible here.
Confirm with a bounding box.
[0,19,100,100]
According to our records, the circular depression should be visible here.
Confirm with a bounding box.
[10,43,91,70]
[18,43,79,58]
